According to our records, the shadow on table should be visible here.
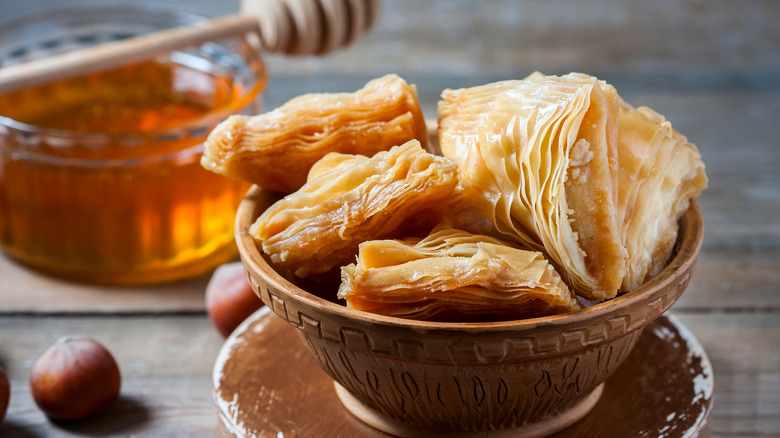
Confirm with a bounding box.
[0,420,45,438]
[50,395,151,436]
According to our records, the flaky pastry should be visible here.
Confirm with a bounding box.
[617,101,707,290]
[201,74,428,193]
[338,227,581,321]
[438,72,627,301]
[251,140,458,277]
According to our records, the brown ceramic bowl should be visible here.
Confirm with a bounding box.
[236,186,703,437]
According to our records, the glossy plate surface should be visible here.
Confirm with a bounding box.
[213,309,713,438]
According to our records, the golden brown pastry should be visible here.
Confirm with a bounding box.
[437,72,626,301]
[338,227,581,321]
[201,74,428,193]
[617,101,707,291]
[305,152,369,182]
[251,140,458,277]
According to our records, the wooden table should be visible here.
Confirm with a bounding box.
[1,1,778,436]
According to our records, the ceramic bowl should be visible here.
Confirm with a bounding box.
[235,186,703,437]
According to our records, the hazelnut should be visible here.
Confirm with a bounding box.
[206,262,263,338]
[0,366,9,423]
[29,336,121,421]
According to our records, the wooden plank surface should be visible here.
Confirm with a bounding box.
[1,0,778,437]
[0,255,211,314]
[4,243,779,314]
[0,312,777,437]
[0,315,223,437]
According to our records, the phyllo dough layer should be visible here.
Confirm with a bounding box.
[438,73,626,301]
[251,140,458,277]
[202,74,428,193]
[338,227,581,321]
[617,101,708,291]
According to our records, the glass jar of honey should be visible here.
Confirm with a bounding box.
[0,6,266,284]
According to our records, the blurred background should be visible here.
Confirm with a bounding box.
[1,0,767,262]
[1,0,778,436]
[3,0,778,115]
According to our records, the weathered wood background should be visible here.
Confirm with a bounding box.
[1,0,778,436]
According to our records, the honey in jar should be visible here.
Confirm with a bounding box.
[0,50,265,284]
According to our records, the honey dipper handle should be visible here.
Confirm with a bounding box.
[0,0,378,95]
[0,13,258,95]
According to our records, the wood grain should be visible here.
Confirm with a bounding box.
[0,316,223,437]
[0,312,774,437]
[677,313,780,437]
[262,0,780,81]
[0,254,211,314]
[0,0,778,436]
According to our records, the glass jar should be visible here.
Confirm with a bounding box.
[0,5,266,284]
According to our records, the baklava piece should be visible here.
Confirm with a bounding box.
[202,74,428,193]
[438,72,626,301]
[616,101,707,291]
[339,227,581,321]
[251,140,458,277]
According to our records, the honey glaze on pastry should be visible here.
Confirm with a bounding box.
[338,227,581,321]
[305,152,369,182]
[201,74,428,193]
[250,140,458,277]
[617,101,707,291]
[438,72,627,301]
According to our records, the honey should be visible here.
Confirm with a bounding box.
[0,57,264,284]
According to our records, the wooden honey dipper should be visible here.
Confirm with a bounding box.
[0,0,379,95]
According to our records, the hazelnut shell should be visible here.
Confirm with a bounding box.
[29,336,121,421]
[0,366,9,423]
[206,262,264,338]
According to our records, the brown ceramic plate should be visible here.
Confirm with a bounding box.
[213,308,713,438]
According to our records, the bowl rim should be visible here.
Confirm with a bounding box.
[236,185,703,333]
